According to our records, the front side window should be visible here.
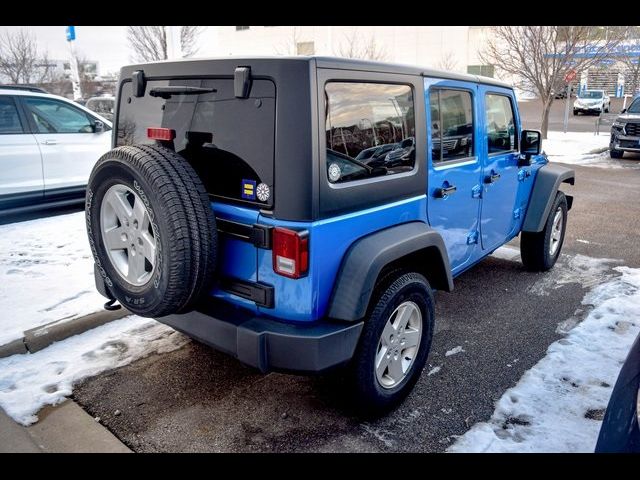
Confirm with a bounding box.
[430,89,474,163]
[24,97,94,134]
[486,94,517,154]
[0,96,24,134]
[325,82,415,184]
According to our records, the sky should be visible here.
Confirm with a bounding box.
[0,26,220,76]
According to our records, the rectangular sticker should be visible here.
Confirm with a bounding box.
[241,179,256,200]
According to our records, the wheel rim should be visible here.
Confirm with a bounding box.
[100,183,157,286]
[549,207,563,257]
[375,301,422,389]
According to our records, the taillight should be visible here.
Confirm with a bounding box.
[147,127,175,141]
[272,227,309,279]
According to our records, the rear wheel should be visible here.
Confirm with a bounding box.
[573,109,578,116]
[347,271,435,415]
[86,145,217,317]
[520,191,568,272]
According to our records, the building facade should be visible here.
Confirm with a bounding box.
[208,26,494,76]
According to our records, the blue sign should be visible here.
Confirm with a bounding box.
[66,26,75,41]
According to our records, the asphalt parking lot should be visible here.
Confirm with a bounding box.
[519,97,627,132]
[72,155,640,452]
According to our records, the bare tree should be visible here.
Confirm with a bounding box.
[436,51,459,71]
[128,26,204,62]
[0,29,53,84]
[619,26,640,97]
[334,29,388,61]
[480,26,628,138]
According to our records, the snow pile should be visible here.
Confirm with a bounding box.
[0,316,189,425]
[542,131,624,169]
[0,212,105,346]
[448,266,640,453]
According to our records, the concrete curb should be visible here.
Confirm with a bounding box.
[0,308,130,359]
[1,401,132,453]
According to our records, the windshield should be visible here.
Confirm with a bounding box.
[627,99,640,114]
[579,91,604,99]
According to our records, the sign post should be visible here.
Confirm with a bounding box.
[563,69,577,134]
[66,26,82,101]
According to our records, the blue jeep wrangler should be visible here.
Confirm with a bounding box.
[86,57,574,412]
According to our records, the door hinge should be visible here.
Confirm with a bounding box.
[467,231,479,245]
[517,169,532,182]
[471,184,482,199]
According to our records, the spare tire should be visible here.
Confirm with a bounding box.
[85,144,217,317]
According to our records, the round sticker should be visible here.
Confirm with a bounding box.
[328,163,341,182]
[256,183,270,202]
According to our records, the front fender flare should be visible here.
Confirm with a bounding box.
[522,163,575,233]
[327,222,453,322]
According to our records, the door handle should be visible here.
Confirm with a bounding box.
[435,185,457,198]
[485,172,501,184]
[43,139,57,145]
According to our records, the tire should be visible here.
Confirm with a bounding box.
[347,271,435,415]
[86,145,217,317]
[605,106,609,113]
[520,191,568,272]
[573,109,578,116]
[610,149,624,159]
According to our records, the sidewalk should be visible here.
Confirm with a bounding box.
[0,401,131,453]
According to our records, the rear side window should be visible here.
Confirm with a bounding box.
[325,82,415,184]
[23,97,94,133]
[116,78,275,208]
[429,88,474,163]
[486,94,517,154]
[0,96,23,134]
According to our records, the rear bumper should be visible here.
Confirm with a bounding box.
[157,299,363,374]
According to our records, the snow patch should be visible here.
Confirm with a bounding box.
[445,346,465,357]
[0,316,189,425]
[528,254,620,296]
[448,266,640,453]
[0,212,106,346]
[490,246,520,262]
[428,366,442,376]
[542,131,637,170]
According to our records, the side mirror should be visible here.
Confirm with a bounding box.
[519,129,541,166]
[93,120,105,133]
[621,108,627,114]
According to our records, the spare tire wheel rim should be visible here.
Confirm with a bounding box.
[100,183,157,286]
[375,300,422,389]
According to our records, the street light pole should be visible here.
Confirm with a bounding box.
[563,81,572,134]
[66,26,82,101]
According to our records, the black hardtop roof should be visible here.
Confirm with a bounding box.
[120,55,512,89]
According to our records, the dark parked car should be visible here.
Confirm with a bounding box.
[595,333,640,452]
[610,97,640,159]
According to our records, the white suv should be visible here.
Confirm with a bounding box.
[573,89,611,115]
[0,86,112,213]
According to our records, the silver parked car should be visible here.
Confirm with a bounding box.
[0,86,112,213]
[85,95,115,122]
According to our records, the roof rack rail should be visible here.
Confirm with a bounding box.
[0,84,49,94]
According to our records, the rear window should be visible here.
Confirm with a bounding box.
[116,78,275,208]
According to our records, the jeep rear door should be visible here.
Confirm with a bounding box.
[425,78,483,274]
[115,77,276,312]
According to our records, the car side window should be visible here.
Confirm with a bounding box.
[325,82,415,184]
[486,94,517,154]
[0,96,24,134]
[429,89,474,163]
[23,97,94,134]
